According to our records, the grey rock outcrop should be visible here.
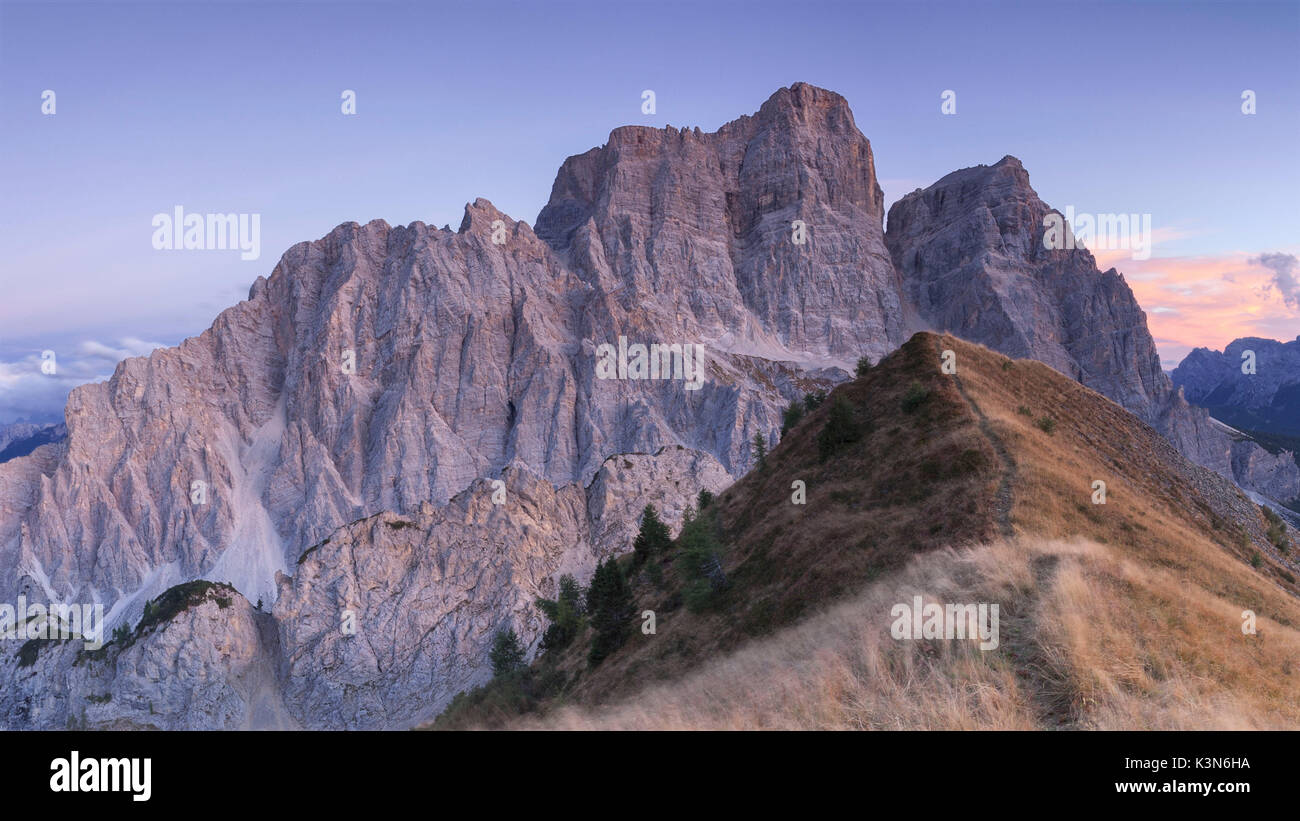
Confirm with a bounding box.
[275,449,730,729]
[0,583,290,730]
[538,82,907,364]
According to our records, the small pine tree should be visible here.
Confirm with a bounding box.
[781,401,804,436]
[585,558,611,616]
[752,431,768,471]
[817,395,862,459]
[587,559,634,665]
[804,391,826,412]
[677,508,726,610]
[489,628,525,677]
[697,488,715,510]
[632,503,672,564]
[536,573,584,652]
[855,356,873,378]
[559,574,583,614]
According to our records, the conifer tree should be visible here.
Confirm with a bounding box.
[781,400,804,435]
[535,573,584,651]
[587,558,634,665]
[752,431,768,471]
[632,503,672,564]
[489,627,525,677]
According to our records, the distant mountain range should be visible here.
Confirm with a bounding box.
[0,421,66,464]
[2,83,1296,729]
[1173,336,1300,438]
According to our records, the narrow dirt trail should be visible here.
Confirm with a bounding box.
[1002,553,1078,729]
[935,340,1017,538]
[934,340,1081,726]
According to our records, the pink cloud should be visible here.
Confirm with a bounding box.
[1094,248,1300,367]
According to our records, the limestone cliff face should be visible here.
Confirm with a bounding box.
[1,86,894,636]
[273,467,591,729]
[273,449,731,729]
[537,82,907,364]
[1,82,1294,729]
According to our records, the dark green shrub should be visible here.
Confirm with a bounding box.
[817,396,862,459]
[954,448,987,475]
[901,382,929,413]
[1262,506,1291,554]
[781,401,805,435]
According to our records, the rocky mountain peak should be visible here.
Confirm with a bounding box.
[751,82,861,139]
[535,82,902,361]
[457,197,518,234]
[885,155,1161,416]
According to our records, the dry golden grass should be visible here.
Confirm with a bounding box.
[519,535,1300,730]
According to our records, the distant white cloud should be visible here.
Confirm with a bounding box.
[0,338,167,424]
[1251,252,1300,308]
[76,337,168,362]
